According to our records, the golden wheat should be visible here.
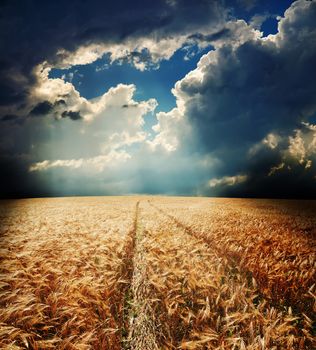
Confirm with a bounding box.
[148,198,315,313]
[0,197,137,349]
[0,196,314,349]
[147,197,315,348]
[133,200,315,349]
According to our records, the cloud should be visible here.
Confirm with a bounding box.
[151,0,316,197]
[29,150,131,172]
[1,0,316,198]
[0,0,228,111]
[262,133,280,150]
[209,174,248,188]
[61,110,82,121]
[288,130,306,164]
[222,121,316,198]
[26,64,157,124]
[1,114,20,123]
[148,107,189,152]
[268,162,286,176]
[249,13,274,30]
[0,64,161,196]
[30,101,53,116]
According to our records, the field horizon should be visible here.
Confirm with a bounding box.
[3,194,316,201]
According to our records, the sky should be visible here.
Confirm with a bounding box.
[1,0,316,198]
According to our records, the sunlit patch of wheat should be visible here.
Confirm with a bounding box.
[147,197,315,349]
[0,197,138,349]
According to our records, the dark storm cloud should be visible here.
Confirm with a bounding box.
[1,114,20,123]
[122,103,138,108]
[182,31,316,151]
[244,151,316,199]
[61,110,82,121]
[0,0,315,199]
[55,99,67,106]
[30,101,53,116]
[0,0,226,110]
[187,28,231,42]
[202,134,316,198]
[0,155,48,198]
[117,49,158,69]
[207,159,316,199]
[176,0,316,197]
[0,0,230,198]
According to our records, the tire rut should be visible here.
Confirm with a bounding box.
[123,201,159,350]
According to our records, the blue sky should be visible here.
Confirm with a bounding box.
[49,46,212,131]
[50,47,211,109]
[48,1,294,102]
[49,0,292,137]
[48,0,293,131]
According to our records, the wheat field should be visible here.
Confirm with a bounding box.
[0,197,315,349]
